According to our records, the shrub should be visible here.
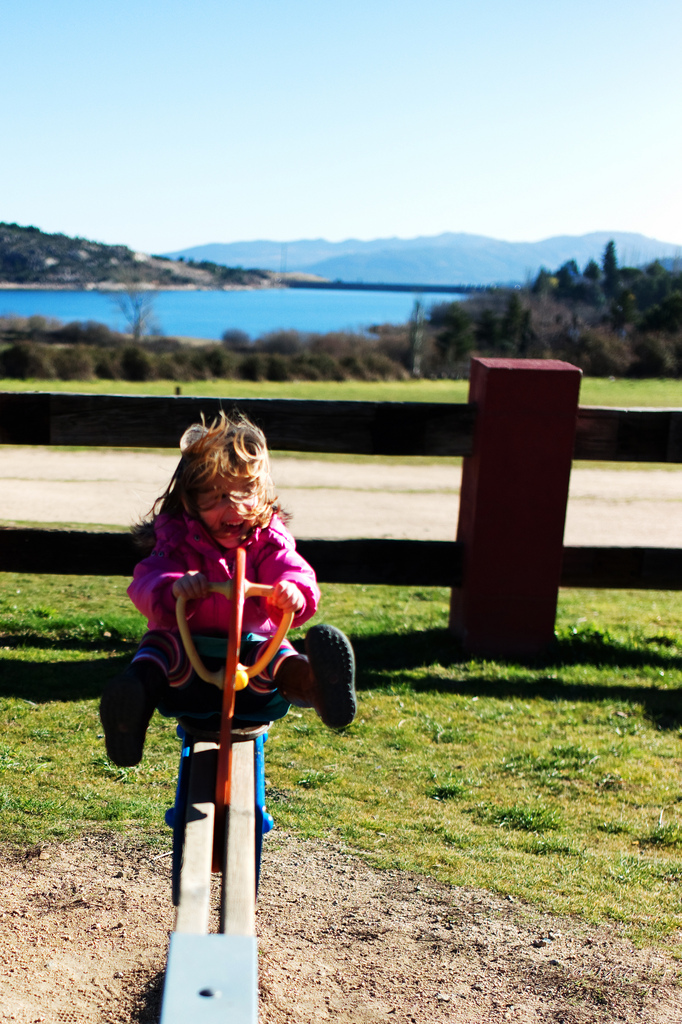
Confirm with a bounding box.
[158,349,193,380]
[572,329,632,377]
[238,353,267,381]
[631,333,678,377]
[26,314,50,334]
[187,350,211,381]
[0,342,56,379]
[259,330,303,355]
[264,353,290,381]
[289,351,344,381]
[340,351,404,381]
[339,355,369,379]
[120,345,155,381]
[364,351,407,380]
[308,330,373,360]
[93,349,121,379]
[81,320,120,346]
[52,346,95,380]
[53,321,84,344]
[201,345,238,379]
[221,329,250,350]
[154,353,180,380]
[55,321,119,346]
[371,323,411,369]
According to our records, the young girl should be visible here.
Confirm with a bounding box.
[100,411,356,767]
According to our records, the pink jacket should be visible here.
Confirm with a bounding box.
[128,511,320,636]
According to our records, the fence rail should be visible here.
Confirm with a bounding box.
[0,530,462,586]
[574,406,682,462]
[0,393,475,456]
[2,528,681,591]
[3,392,682,462]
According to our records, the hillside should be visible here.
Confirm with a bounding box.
[166,231,682,286]
[0,223,270,289]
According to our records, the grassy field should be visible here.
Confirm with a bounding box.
[2,573,682,953]
[2,374,682,407]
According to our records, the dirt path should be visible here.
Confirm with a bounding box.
[1,448,682,546]
[2,833,681,1024]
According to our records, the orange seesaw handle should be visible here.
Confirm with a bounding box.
[175,579,294,688]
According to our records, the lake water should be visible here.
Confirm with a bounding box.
[0,287,464,341]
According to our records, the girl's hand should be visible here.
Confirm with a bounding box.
[266,580,305,616]
[172,571,210,601]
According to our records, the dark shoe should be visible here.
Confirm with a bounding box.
[276,624,356,728]
[99,661,165,767]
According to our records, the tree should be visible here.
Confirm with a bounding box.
[500,294,534,354]
[408,299,425,376]
[640,291,682,333]
[610,289,637,330]
[531,268,555,296]
[113,287,159,340]
[435,301,473,368]
[475,308,502,349]
[602,240,619,298]
[555,260,581,298]
[583,259,601,282]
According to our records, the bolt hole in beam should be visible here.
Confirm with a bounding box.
[161,933,258,1023]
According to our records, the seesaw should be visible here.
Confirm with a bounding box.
[160,547,294,1024]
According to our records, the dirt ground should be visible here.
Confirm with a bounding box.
[2,832,682,1024]
[1,448,682,546]
[3,450,682,1021]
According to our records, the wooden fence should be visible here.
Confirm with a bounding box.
[1,366,681,654]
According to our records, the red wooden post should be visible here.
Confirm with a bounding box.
[450,357,582,656]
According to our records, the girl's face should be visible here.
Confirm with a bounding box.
[194,474,260,548]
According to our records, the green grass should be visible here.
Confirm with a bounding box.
[2,374,682,407]
[2,571,682,951]
[578,377,682,408]
[0,377,471,403]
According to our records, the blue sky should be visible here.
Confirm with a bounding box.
[1,0,681,252]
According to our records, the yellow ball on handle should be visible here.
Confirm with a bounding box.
[234,666,249,691]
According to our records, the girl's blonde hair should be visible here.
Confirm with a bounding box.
[134,411,279,547]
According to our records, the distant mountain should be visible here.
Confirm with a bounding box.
[0,222,269,288]
[165,231,682,286]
